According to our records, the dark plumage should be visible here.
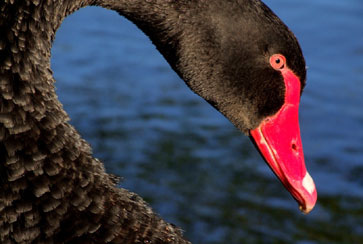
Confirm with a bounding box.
[0,0,307,243]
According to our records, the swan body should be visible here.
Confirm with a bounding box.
[0,0,315,243]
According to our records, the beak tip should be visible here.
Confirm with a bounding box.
[299,202,314,214]
[298,185,317,215]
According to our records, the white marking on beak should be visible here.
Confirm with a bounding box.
[302,172,315,194]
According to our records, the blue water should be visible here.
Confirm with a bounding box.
[51,1,363,243]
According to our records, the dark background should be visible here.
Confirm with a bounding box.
[51,0,363,243]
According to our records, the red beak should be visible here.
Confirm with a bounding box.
[250,69,317,214]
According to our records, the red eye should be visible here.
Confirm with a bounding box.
[270,54,286,70]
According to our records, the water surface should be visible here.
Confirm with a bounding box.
[52,1,363,243]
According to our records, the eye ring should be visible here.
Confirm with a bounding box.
[270,54,286,70]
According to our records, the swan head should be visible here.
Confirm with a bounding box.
[136,1,315,213]
[117,0,316,213]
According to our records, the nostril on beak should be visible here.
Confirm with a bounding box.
[292,143,297,151]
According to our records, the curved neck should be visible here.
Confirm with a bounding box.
[0,1,191,243]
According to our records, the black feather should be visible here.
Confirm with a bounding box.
[0,0,306,243]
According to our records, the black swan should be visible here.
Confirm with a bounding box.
[0,0,317,243]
